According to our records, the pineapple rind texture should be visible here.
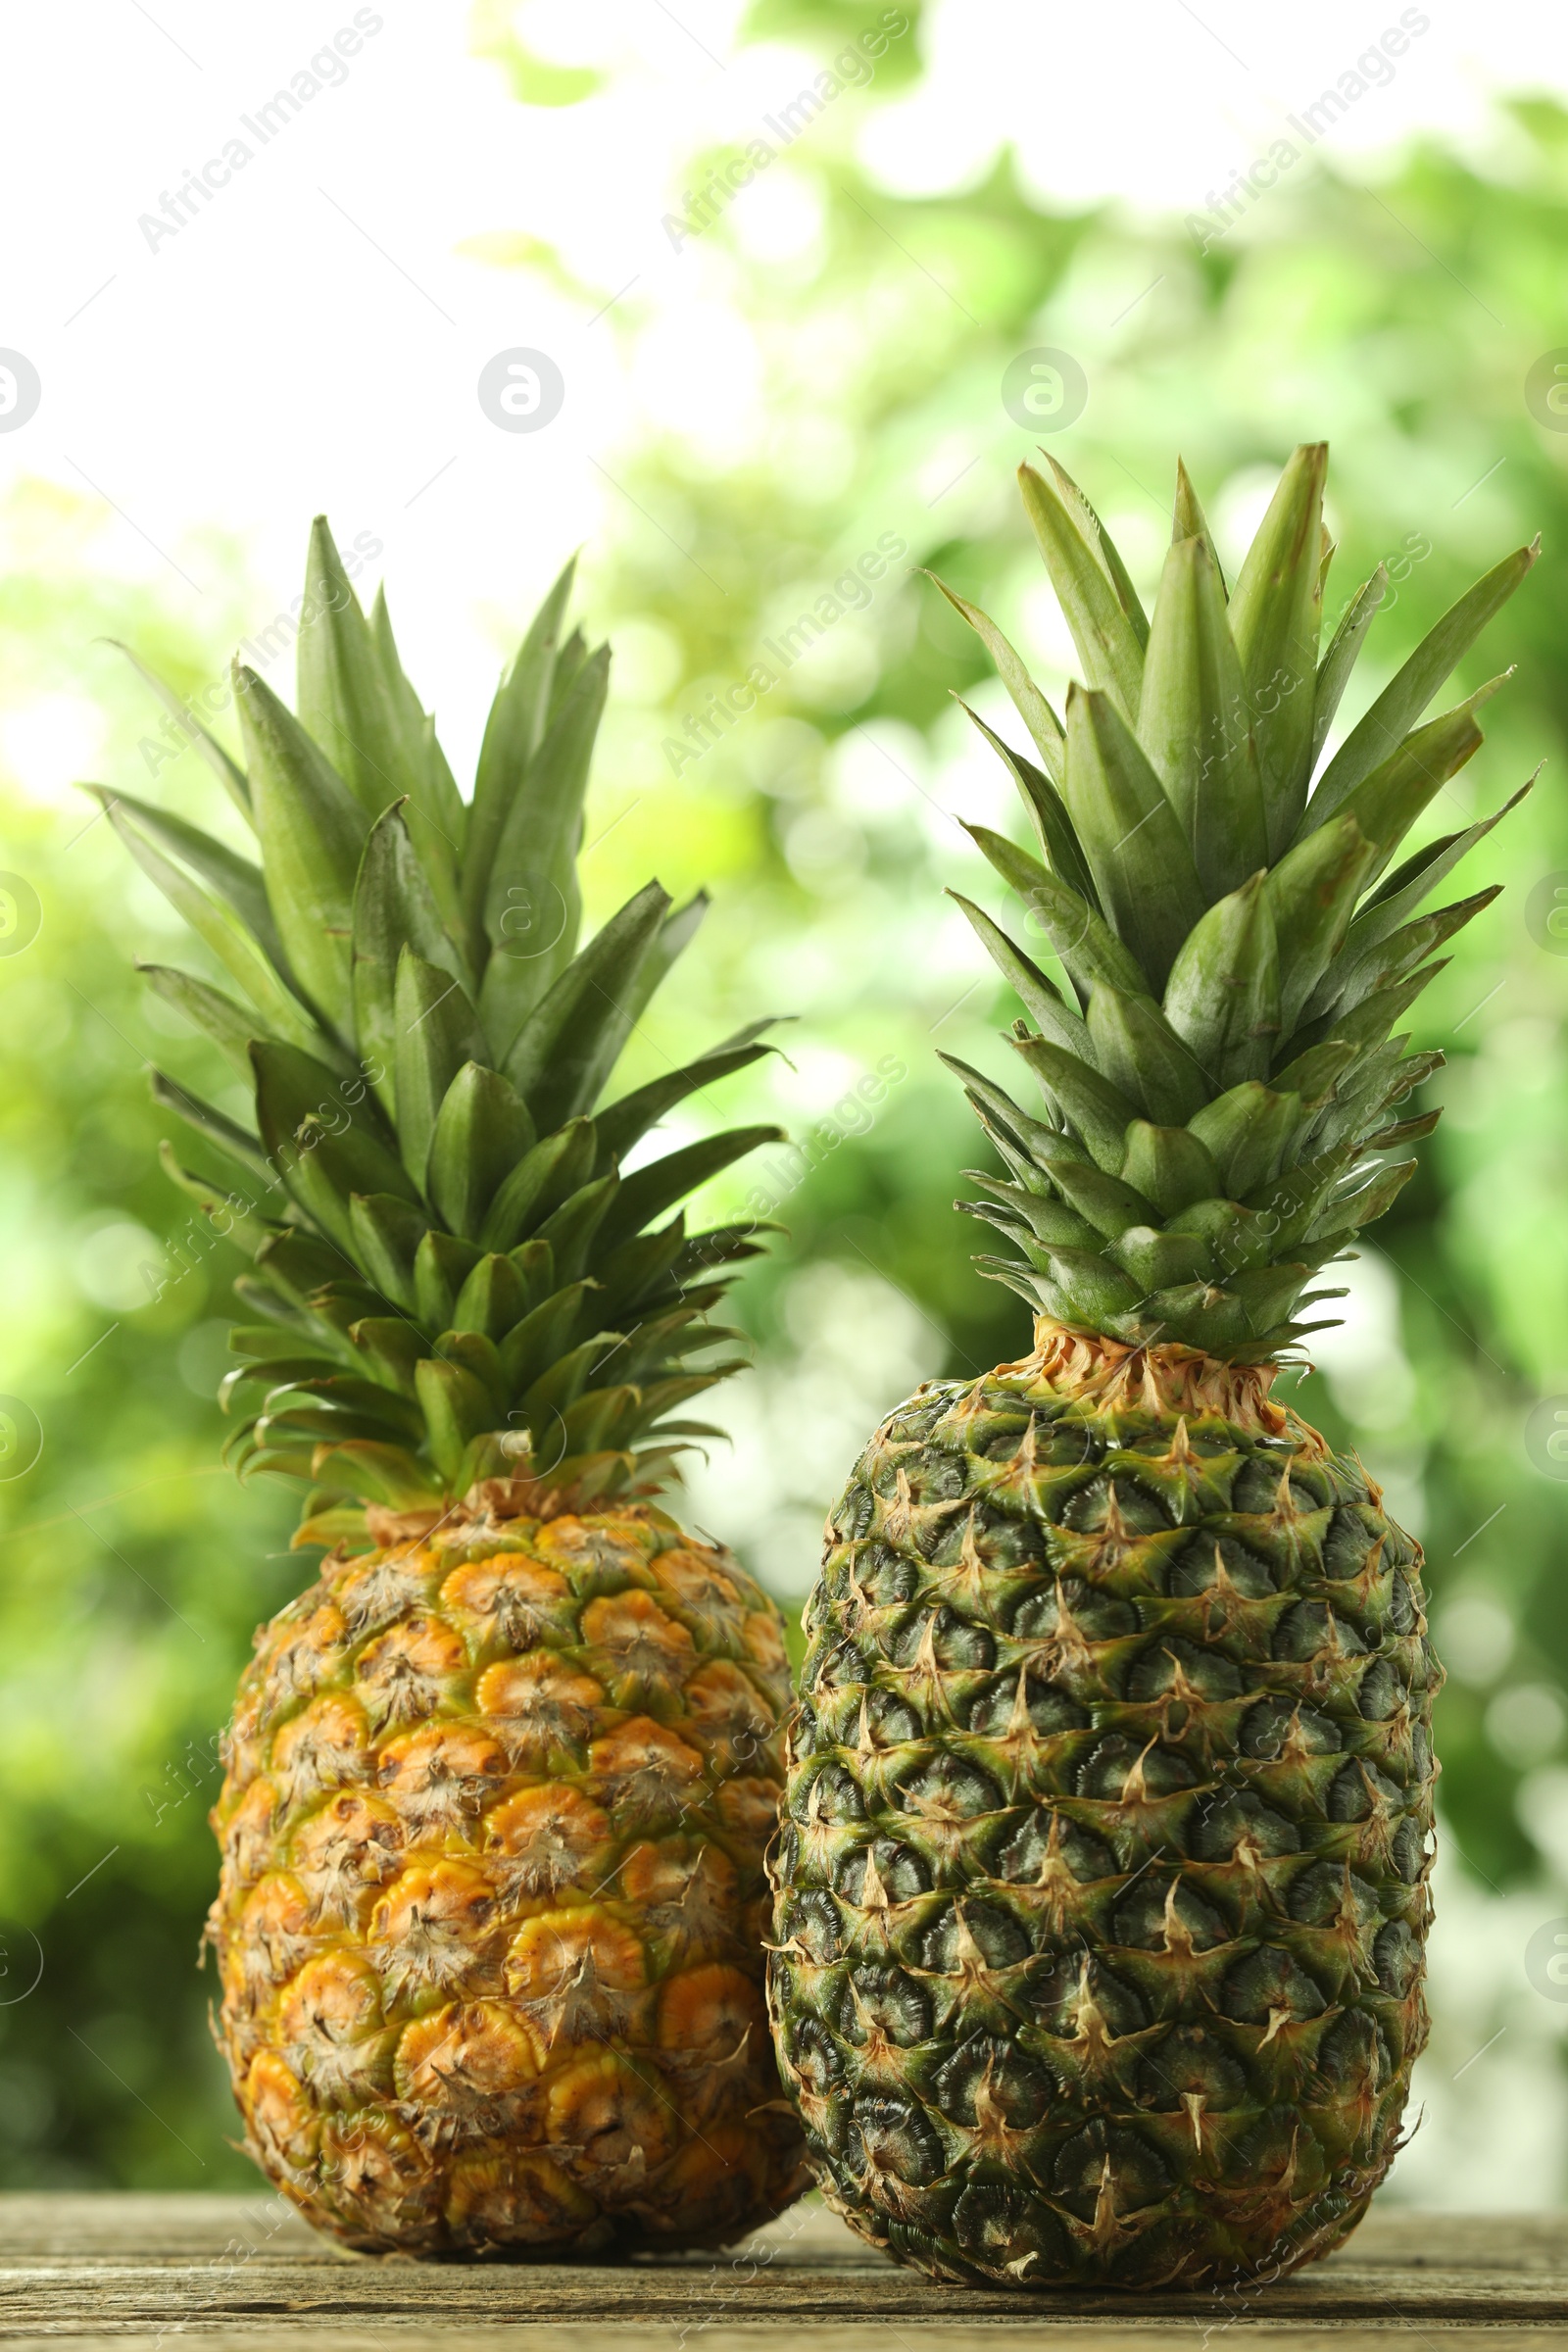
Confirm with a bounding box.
[768,1329,1436,2291]
[212,1494,808,2254]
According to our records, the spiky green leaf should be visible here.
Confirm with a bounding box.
[1227,442,1327,855]
[1017,462,1145,719]
[1062,687,1206,991]
[233,664,368,1035]
[1138,532,1268,897]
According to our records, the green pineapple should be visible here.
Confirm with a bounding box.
[101,524,807,2253]
[767,445,1535,2287]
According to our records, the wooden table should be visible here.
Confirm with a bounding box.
[2,2195,1564,2349]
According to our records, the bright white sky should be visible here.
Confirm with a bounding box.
[1,0,1564,782]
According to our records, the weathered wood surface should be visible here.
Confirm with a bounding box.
[1,2195,1566,2347]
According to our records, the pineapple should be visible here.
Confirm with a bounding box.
[102,523,808,2254]
[767,446,1537,2289]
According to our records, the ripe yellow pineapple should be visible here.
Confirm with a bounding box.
[103,525,807,2253]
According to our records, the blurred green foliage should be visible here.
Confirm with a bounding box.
[1,8,1567,2186]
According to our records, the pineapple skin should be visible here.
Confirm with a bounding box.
[210,1493,808,2255]
[768,1327,1437,2291]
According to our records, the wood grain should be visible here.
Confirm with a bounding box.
[1,2194,1565,2345]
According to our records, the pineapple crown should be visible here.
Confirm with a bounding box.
[938,443,1538,1365]
[99,521,783,1547]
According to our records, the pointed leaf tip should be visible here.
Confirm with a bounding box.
[1017,462,1148,717]
[1228,443,1329,856]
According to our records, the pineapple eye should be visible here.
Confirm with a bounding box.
[1052,2121,1171,2215]
[1286,1860,1379,1929]
[815,1642,865,1690]
[1011,1580,1137,1642]
[951,2182,1069,2278]
[1076,1736,1197,1801]
[1314,2007,1395,2092]
[1135,2026,1247,2110]
[863,1688,922,1744]
[997,1811,1116,1886]
[887,1605,995,1672]
[930,2030,1054,2125]
[794,1763,864,1826]
[894,1754,1004,1823]
[1320,1505,1385,1579]
[1058,1473,1172,1536]
[1272,1599,1368,1663]
[903,1446,969,1502]
[1325,1762,1373,1821]
[1373,1920,1421,1997]
[891,1392,957,1443]
[1167,1536,1276,1599]
[787,1699,819,1752]
[778,1889,841,1962]
[857,1545,918,1605]
[1034,1423,1106,1469]
[1218,1944,1328,2026]
[832,1838,929,1903]
[1025,1954,1149,2039]
[837,1965,930,2047]
[1110,1877,1227,1952]
[780,2012,845,2094]
[843,2093,944,2189]
[918,1900,1031,1973]
[1126,1638,1244,1703]
[1239,1697,1342,1758]
[964,1676,1087,1739]
[831,1487,876,1543]
[1356,1658,1408,1721]
[1228,1452,1316,1514]
[1186,1788,1298,1863]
